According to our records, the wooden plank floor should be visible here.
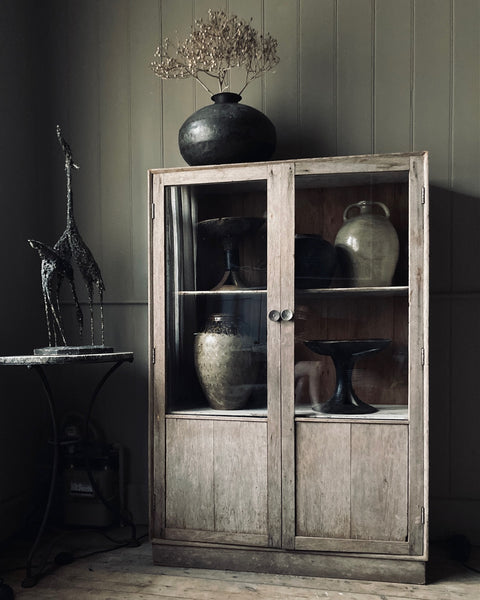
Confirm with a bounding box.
[1,529,480,599]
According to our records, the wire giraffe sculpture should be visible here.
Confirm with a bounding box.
[28,239,83,347]
[30,126,106,347]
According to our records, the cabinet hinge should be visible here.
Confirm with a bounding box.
[421,347,425,366]
[421,506,425,525]
[152,347,156,364]
[151,203,155,219]
[421,187,426,204]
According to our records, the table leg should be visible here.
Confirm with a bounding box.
[84,359,139,546]
[22,365,58,588]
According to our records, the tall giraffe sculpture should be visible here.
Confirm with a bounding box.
[30,126,106,347]
[55,125,106,346]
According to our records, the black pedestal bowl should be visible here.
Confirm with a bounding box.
[304,339,391,414]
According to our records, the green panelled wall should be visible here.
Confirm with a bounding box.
[1,0,479,540]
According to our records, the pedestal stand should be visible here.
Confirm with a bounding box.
[304,339,390,414]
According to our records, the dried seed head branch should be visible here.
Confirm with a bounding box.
[150,10,279,96]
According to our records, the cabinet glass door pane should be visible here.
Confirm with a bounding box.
[293,171,410,416]
[164,182,268,415]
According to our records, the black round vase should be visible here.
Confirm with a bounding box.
[295,234,337,289]
[178,92,276,166]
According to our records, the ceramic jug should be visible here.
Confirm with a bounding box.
[334,201,399,287]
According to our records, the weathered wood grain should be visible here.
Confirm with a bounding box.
[296,422,350,539]
[152,542,427,584]
[165,419,214,531]
[407,153,429,558]
[164,418,270,542]
[351,424,408,542]
[213,420,268,535]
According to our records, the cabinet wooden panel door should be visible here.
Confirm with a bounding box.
[165,418,270,546]
[295,422,409,553]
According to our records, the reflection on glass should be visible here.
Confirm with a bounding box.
[197,217,265,290]
[165,185,267,413]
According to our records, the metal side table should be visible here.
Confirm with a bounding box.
[0,350,134,588]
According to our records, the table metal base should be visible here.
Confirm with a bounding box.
[0,351,135,588]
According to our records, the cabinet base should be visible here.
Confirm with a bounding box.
[151,541,427,585]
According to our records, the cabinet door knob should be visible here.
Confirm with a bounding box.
[268,310,281,322]
[281,309,294,321]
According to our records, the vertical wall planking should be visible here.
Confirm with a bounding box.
[129,0,162,301]
[264,0,300,159]
[451,0,480,198]
[229,0,264,113]
[98,0,133,303]
[96,303,148,520]
[414,0,453,295]
[451,0,480,292]
[413,0,452,187]
[194,0,227,109]
[374,0,412,154]
[428,296,451,502]
[450,298,480,500]
[66,0,103,307]
[45,0,70,253]
[336,0,374,156]
[299,0,337,158]
[161,0,195,167]
[449,0,480,512]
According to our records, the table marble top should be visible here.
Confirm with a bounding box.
[0,351,134,366]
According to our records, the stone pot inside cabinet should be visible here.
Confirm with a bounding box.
[334,201,399,287]
[194,313,259,410]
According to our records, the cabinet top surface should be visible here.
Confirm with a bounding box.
[148,151,428,177]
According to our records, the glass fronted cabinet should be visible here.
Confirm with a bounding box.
[148,153,429,584]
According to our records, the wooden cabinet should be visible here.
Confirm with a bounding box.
[148,153,429,584]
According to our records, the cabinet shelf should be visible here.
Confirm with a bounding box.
[178,288,266,296]
[167,407,268,420]
[166,404,407,422]
[295,404,408,422]
[296,285,409,297]
[178,285,408,297]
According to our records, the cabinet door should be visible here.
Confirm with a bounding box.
[284,155,428,557]
[164,418,269,546]
[150,166,282,548]
[295,422,409,554]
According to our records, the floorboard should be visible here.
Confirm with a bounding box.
[1,528,479,599]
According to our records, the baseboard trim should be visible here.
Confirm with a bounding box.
[151,541,427,585]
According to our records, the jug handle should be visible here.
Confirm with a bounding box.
[343,201,391,221]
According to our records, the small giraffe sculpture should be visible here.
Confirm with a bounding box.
[28,239,83,346]
[30,126,106,347]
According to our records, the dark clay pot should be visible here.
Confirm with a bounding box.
[178,92,276,166]
[295,234,337,289]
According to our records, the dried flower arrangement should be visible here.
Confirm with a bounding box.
[150,10,279,96]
